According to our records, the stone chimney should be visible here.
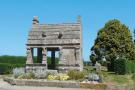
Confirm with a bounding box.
[77,15,81,23]
[32,16,39,25]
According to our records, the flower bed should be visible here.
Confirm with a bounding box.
[4,77,107,89]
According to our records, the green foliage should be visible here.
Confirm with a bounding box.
[17,72,35,79]
[0,55,26,64]
[47,74,69,81]
[125,60,135,74]
[90,19,135,71]
[114,58,126,75]
[0,63,25,74]
[67,70,85,80]
[114,58,135,74]
[0,55,26,74]
[131,73,135,82]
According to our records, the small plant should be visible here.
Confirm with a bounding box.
[47,73,69,81]
[88,72,100,81]
[58,74,69,81]
[13,68,25,78]
[26,72,35,79]
[17,72,35,79]
[46,70,58,75]
[47,75,58,80]
[34,69,48,79]
[67,70,85,80]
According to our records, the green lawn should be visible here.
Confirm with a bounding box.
[84,66,134,85]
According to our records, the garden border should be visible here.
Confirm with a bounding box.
[4,77,107,89]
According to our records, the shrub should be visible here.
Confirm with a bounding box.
[47,73,69,81]
[114,58,126,75]
[47,75,58,80]
[114,58,135,74]
[13,68,25,78]
[46,70,58,75]
[88,73,100,81]
[126,60,135,74]
[0,63,25,74]
[67,70,85,80]
[34,69,48,79]
[17,72,35,79]
[58,74,69,81]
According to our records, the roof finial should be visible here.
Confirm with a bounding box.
[32,16,39,25]
[77,15,81,23]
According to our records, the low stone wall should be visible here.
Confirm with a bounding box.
[4,77,107,89]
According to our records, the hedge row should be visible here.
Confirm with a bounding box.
[0,55,26,64]
[0,63,25,74]
[114,58,135,75]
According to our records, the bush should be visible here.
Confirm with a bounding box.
[126,60,135,74]
[67,70,85,80]
[47,73,69,81]
[13,68,25,78]
[0,63,25,74]
[34,69,48,79]
[88,73,100,81]
[114,58,126,75]
[114,58,135,75]
[46,70,58,75]
[17,72,35,79]
[107,60,115,72]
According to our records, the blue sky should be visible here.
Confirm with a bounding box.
[0,0,135,61]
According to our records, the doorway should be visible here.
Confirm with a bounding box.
[47,48,60,70]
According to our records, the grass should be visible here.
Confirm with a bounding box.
[84,66,133,85]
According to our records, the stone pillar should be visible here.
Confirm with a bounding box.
[37,48,42,63]
[51,51,55,69]
[26,47,33,64]
[59,47,63,65]
[42,48,47,66]
[75,49,80,65]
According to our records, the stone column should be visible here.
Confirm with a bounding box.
[37,48,42,63]
[26,47,33,64]
[59,47,63,65]
[42,48,47,66]
[75,48,80,65]
[51,51,55,69]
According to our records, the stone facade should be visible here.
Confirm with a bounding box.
[26,16,83,72]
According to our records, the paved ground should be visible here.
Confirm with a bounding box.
[0,78,90,90]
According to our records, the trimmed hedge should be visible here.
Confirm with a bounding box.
[0,63,25,74]
[114,58,135,75]
[0,55,26,74]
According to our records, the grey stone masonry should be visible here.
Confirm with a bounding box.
[26,16,83,72]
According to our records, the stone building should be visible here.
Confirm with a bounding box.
[26,16,83,72]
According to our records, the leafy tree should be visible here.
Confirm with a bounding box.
[90,19,135,71]
[134,29,135,43]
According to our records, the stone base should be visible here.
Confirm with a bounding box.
[25,64,47,72]
[57,65,82,73]
[4,77,107,89]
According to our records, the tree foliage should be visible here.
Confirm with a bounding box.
[90,19,135,66]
